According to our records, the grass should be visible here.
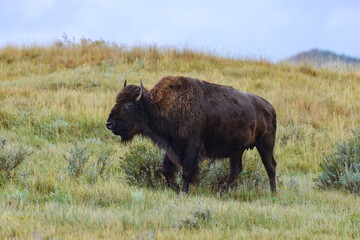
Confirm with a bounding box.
[0,39,359,239]
[1,176,359,239]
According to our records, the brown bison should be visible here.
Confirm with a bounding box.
[106,76,277,195]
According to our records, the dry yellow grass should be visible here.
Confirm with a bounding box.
[0,40,359,239]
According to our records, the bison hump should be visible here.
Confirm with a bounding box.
[151,76,201,114]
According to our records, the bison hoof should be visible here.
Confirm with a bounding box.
[181,185,190,194]
[220,185,229,198]
[169,183,180,193]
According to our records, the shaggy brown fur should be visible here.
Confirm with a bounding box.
[106,76,277,194]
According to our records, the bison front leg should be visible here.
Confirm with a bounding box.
[181,141,202,193]
[162,154,180,193]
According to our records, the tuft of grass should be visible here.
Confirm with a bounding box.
[173,206,212,229]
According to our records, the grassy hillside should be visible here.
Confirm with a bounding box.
[0,40,359,239]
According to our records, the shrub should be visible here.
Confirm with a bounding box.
[63,143,113,180]
[314,129,360,194]
[87,150,113,182]
[63,143,90,177]
[120,138,165,188]
[0,137,32,181]
[121,138,268,192]
[200,155,267,192]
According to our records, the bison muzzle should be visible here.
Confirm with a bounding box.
[106,76,277,195]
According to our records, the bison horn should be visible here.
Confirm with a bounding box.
[123,80,127,88]
[136,79,144,102]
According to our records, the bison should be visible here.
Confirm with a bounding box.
[106,76,277,195]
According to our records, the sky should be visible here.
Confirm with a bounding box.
[1,0,359,61]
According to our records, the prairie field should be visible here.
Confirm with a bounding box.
[0,40,360,239]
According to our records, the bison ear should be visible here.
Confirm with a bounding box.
[123,80,127,88]
[136,79,144,102]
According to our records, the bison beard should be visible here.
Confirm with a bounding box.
[106,76,277,195]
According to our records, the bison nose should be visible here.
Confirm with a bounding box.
[106,121,113,130]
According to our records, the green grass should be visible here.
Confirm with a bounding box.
[1,176,359,239]
[0,40,359,239]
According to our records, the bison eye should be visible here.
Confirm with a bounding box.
[125,102,134,109]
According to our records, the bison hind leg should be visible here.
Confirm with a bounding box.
[220,150,245,197]
[256,137,277,194]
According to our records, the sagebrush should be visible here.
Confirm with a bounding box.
[63,143,90,177]
[0,137,32,181]
[63,143,113,181]
[315,128,360,193]
[120,138,165,189]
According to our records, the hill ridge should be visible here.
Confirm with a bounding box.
[286,49,360,68]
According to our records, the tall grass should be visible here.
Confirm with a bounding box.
[0,40,359,239]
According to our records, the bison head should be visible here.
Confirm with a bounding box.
[106,80,146,142]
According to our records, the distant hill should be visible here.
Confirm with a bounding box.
[286,49,360,69]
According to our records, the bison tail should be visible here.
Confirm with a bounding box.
[272,155,277,167]
[272,109,277,132]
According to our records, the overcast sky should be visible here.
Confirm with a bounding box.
[1,0,359,61]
